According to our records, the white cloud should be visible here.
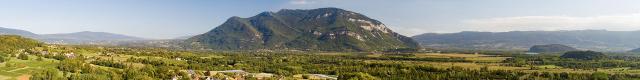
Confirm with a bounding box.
[463,13,640,32]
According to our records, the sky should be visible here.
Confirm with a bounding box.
[1,0,640,39]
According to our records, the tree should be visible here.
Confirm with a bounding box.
[58,59,84,73]
[68,73,109,80]
[561,51,607,60]
[590,72,608,80]
[30,68,65,80]
[178,71,191,80]
[123,68,150,80]
[37,56,44,61]
[18,54,29,60]
[0,55,8,63]
[339,72,380,80]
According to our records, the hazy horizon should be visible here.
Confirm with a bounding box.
[2,0,640,39]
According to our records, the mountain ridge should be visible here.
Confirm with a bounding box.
[42,31,145,41]
[412,30,640,52]
[0,27,39,37]
[187,8,419,51]
[529,44,579,53]
[0,27,146,44]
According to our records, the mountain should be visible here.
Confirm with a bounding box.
[0,27,146,44]
[529,44,578,53]
[174,35,196,40]
[0,27,39,37]
[187,8,419,51]
[41,31,145,43]
[412,30,640,51]
[630,48,640,53]
[43,31,144,41]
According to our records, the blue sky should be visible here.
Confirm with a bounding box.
[1,0,640,39]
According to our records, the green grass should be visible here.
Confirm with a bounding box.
[0,55,58,80]
[535,65,563,69]
[465,57,509,63]
[364,53,640,75]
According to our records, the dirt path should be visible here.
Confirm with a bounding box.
[7,67,29,72]
[16,75,29,80]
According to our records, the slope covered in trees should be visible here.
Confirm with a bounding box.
[529,44,578,53]
[187,8,419,51]
[561,51,607,60]
[0,35,42,52]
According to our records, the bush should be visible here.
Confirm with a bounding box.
[18,54,29,60]
[339,72,380,80]
[590,72,608,80]
[0,55,8,63]
[30,68,65,80]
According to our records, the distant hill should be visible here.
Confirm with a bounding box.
[187,8,419,51]
[174,35,196,40]
[529,44,578,53]
[630,48,640,53]
[412,30,640,51]
[0,27,145,44]
[561,51,606,60]
[0,27,39,37]
[41,31,145,43]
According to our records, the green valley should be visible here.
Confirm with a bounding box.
[0,35,639,79]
